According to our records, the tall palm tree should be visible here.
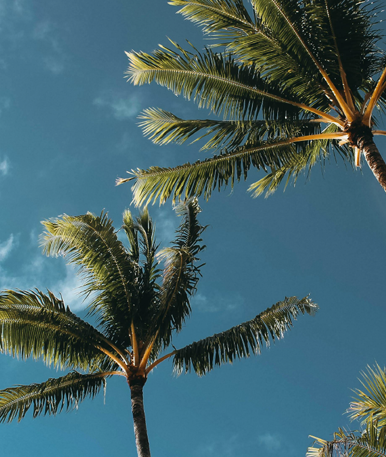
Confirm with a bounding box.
[307,365,386,457]
[0,198,317,457]
[117,0,386,205]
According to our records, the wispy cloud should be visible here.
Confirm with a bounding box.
[0,155,10,176]
[93,92,141,120]
[32,20,66,75]
[193,292,243,313]
[0,234,17,261]
[258,433,282,453]
[196,435,239,457]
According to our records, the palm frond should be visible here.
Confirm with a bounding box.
[248,124,351,197]
[41,212,136,347]
[120,137,319,205]
[169,0,257,36]
[139,107,321,151]
[151,198,206,347]
[173,295,317,375]
[126,43,310,121]
[0,289,118,371]
[307,424,386,457]
[349,364,386,427]
[0,371,108,423]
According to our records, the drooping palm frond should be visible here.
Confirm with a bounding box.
[0,289,121,371]
[348,365,386,427]
[151,198,206,348]
[173,295,317,375]
[41,212,136,347]
[307,424,386,457]
[0,371,109,423]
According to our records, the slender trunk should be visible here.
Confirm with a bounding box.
[354,125,386,192]
[129,378,151,457]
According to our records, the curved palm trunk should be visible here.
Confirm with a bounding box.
[129,378,151,457]
[354,126,386,191]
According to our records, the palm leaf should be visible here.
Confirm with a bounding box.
[126,43,314,120]
[307,424,386,457]
[173,295,317,375]
[0,371,108,423]
[0,289,118,371]
[41,212,136,347]
[349,364,386,427]
[139,107,321,151]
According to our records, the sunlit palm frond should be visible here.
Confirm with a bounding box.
[0,289,116,371]
[173,295,317,375]
[126,43,307,120]
[120,138,314,206]
[41,212,135,346]
[349,364,386,427]
[0,371,108,423]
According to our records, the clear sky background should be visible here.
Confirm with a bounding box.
[0,1,386,456]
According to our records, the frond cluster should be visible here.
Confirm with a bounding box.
[120,0,386,203]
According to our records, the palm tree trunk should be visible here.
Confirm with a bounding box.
[355,126,386,191]
[129,378,151,457]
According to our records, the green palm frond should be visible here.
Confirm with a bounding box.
[41,212,136,346]
[307,424,386,457]
[139,108,321,151]
[170,0,257,37]
[349,364,386,427]
[120,137,319,205]
[173,295,317,375]
[126,43,305,120]
[152,198,206,347]
[0,289,117,371]
[0,371,108,423]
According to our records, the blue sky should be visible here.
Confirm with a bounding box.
[1,1,386,456]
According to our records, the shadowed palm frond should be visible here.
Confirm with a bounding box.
[0,371,109,423]
[173,295,317,375]
[349,364,386,427]
[248,124,352,197]
[151,198,206,348]
[307,424,386,457]
[0,289,119,371]
[41,212,136,346]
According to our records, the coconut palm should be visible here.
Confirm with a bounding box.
[0,198,317,457]
[307,365,386,457]
[117,0,386,205]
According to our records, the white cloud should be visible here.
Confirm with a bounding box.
[0,234,17,261]
[196,435,238,456]
[93,92,141,120]
[51,264,87,312]
[258,433,282,453]
[0,155,10,176]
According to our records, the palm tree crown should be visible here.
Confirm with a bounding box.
[308,365,386,457]
[118,0,386,205]
[0,199,317,456]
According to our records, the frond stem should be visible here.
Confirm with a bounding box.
[363,66,386,126]
[145,350,177,374]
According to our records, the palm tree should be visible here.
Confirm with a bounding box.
[307,364,386,457]
[0,198,318,457]
[117,0,386,205]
